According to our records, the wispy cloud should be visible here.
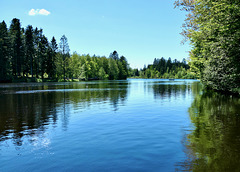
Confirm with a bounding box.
[28,9,50,16]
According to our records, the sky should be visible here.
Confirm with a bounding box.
[1,0,190,69]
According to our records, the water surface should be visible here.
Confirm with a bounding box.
[0,79,239,171]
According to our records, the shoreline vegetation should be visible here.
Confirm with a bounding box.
[175,0,240,95]
[0,18,129,82]
[0,18,196,84]
[129,57,197,79]
[1,13,239,95]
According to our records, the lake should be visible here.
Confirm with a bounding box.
[0,79,239,171]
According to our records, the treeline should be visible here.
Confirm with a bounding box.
[175,0,240,93]
[130,57,196,79]
[0,18,60,82]
[0,18,129,82]
[64,51,129,81]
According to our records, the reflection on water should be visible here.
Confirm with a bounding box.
[0,81,128,146]
[1,79,239,171]
[151,81,201,99]
[177,90,240,171]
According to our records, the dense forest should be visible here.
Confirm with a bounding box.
[0,18,196,83]
[175,0,240,94]
[130,57,196,79]
[0,18,129,82]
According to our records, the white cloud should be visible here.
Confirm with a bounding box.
[39,9,50,16]
[29,9,37,16]
[28,9,51,16]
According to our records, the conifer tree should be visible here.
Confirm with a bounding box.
[47,36,58,79]
[0,21,11,81]
[9,18,24,76]
[59,35,70,81]
[25,25,34,77]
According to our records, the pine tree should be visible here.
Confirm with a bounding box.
[24,25,34,77]
[39,34,49,79]
[59,35,70,81]
[109,50,119,60]
[33,27,42,78]
[0,21,11,81]
[47,36,58,79]
[120,56,128,79]
[9,18,24,76]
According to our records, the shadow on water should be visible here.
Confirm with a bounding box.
[176,89,240,171]
[0,81,129,146]
[150,80,201,99]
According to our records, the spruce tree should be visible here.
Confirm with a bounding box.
[39,34,49,79]
[0,21,11,81]
[9,18,24,77]
[59,35,70,81]
[25,25,34,77]
[47,36,58,79]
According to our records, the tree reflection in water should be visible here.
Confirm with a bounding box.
[176,90,240,171]
[0,81,129,146]
[151,80,201,100]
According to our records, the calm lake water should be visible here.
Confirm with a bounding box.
[0,79,239,171]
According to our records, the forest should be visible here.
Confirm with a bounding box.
[175,0,240,94]
[0,18,129,82]
[130,57,196,79]
[0,18,195,83]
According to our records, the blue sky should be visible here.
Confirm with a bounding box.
[1,0,190,69]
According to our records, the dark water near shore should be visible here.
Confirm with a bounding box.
[0,79,239,171]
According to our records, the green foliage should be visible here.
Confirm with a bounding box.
[175,0,240,93]
[98,67,108,80]
[180,90,240,171]
[108,56,119,80]
[9,18,24,77]
[132,57,196,79]
[130,68,140,78]
[0,21,11,81]
[0,19,59,82]
[0,18,130,82]
[69,52,81,79]
[70,52,129,81]
[47,36,58,79]
[24,25,34,77]
[38,34,49,79]
[59,35,70,81]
